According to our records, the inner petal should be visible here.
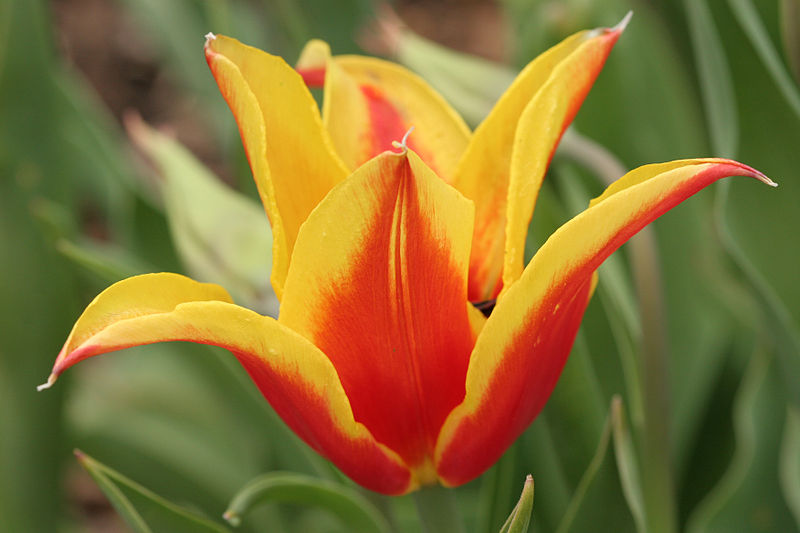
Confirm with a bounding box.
[279,152,476,470]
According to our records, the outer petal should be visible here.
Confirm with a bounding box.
[297,40,471,181]
[435,159,774,486]
[44,273,412,495]
[279,150,476,482]
[204,35,349,299]
[452,19,626,301]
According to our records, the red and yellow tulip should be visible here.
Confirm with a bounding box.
[39,15,775,495]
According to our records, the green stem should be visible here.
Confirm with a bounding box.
[413,485,465,533]
[629,232,678,533]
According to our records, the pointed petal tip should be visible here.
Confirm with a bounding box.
[204,32,216,45]
[612,10,634,34]
[36,373,57,392]
[761,175,779,187]
[728,160,777,187]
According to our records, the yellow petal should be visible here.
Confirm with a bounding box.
[205,34,348,299]
[55,272,232,365]
[452,19,626,301]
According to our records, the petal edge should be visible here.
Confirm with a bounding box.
[46,273,413,494]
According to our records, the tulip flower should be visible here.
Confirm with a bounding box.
[38,15,775,496]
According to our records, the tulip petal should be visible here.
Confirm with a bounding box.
[297,40,471,181]
[452,19,626,301]
[46,273,412,495]
[205,35,348,299]
[295,39,329,87]
[435,159,774,486]
[503,18,628,295]
[279,150,476,480]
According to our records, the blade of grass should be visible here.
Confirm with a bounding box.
[498,475,535,533]
[223,471,391,532]
[611,398,646,533]
[685,347,796,532]
[76,450,230,533]
[727,0,800,119]
[684,0,739,157]
[715,182,800,408]
[555,397,643,533]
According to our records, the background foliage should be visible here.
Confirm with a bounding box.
[1,0,798,532]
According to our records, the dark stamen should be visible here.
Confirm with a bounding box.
[472,299,496,318]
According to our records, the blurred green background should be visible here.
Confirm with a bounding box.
[1,0,799,531]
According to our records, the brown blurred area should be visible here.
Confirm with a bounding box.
[52,0,505,124]
[51,0,506,193]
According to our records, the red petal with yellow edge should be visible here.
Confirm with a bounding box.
[44,273,413,495]
[49,272,231,374]
[435,158,774,486]
[452,18,626,301]
[204,35,348,299]
[279,150,476,480]
[297,38,470,181]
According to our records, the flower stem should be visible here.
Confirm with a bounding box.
[412,485,465,533]
[629,233,678,533]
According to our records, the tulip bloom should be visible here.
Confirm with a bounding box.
[40,16,775,495]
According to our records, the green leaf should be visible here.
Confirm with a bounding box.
[554,397,640,533]
[685,349,796,533]
[127,115,277,314]
[76,449,230,533]
[727,0,800,119]
[498,475,535,533]
[224,471,390,533]
[710,0,800,415]
[684,0,739,157]
[610,398,646,533]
